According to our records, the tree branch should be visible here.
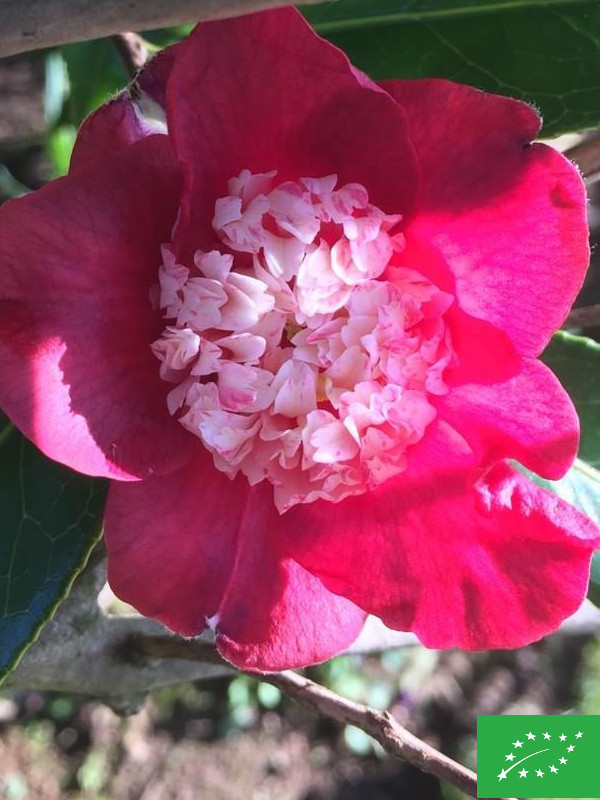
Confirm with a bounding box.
[267,671,488,798]
[111,32,149,79]
[565,303,600,330]
[125,634,487,800]
[0,0,330,58]
[565,133,600,182]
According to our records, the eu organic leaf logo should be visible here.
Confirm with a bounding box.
[495,728,582,782]
[477,716,599,798]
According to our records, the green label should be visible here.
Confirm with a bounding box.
[477,715,600,798]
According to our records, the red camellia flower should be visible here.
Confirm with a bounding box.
[0,9,599,671]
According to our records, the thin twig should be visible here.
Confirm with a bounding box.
[565,303,600,330]
[111,32,148,79]
[0,0,328,58]
[266,670,480,797]
[124,634,501,800]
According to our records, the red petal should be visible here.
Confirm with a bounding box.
[0,135,192,480]
[287,423,600,650]
[70,97,158,172]
[166,8,418,260]
[136,41,184,110]
[71,42,183,172]
[445,305,521,385]
[436,358,579,479]
[217,557,366,672]
[384,79,588,357]
[105,446,365,671]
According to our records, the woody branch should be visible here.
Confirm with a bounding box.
[0,0,329,58]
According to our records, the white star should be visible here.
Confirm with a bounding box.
[527,732,536,740]
[560,734,567,741]
[505,753,515,761]
[536,769,544,777]
[519,769,528,778]
[513,740,523,749]
[550,765,558,774]
[567,745,575,752]
[498,770,508,781]
[560,758,567,765]
[576,731,583,739]
[543,732,551,740]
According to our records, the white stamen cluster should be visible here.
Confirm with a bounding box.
[152,170,453,512]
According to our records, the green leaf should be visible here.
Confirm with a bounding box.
[0,166,29,200]
[61,40,128,125]
[143,24,193,48]
[0,413,107,681]
[542,331,600,468]
[305,0,594,27]
[591,553,600,607]
[303,0,600,136]
[47,124,77,177]
[44,51,69,126]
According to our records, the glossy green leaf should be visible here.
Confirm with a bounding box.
[304,0,600,136]
[0,413,107,681]
[305,0,594,27]
[542,331,600,468]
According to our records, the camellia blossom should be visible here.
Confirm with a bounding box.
[0,8,599,671]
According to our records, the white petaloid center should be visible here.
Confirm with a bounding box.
[152,170,454,513]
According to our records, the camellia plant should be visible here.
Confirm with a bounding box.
[2,3,600,691]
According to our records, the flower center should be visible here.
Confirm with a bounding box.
[152,170,454,513]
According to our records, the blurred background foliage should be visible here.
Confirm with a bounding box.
[1,636,600,798]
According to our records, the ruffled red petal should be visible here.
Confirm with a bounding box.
[0,136,191,480]
[286,423,599,649]
[444,305,521,386]
[166,8,418,261]
[436,358,579,480]
[105,446,365,670]
[384,78,589,357]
